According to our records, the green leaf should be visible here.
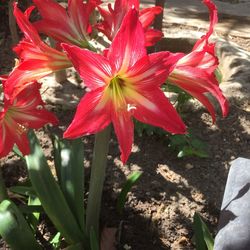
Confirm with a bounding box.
[169,134,187,148]
[9,185,41,230]
[117,171,142,214]
[25,130,86,245]
[12,145,24,159]
[215,67,223,83]
[164,83,193,113]
[193,212,214,250]
[0,199,41,250]
[50,232,61,249]
[9,185,36,197]
[134,120,166,137]
[19,205,43,214]
[52,134,63,183]
[169,131,208,159]
[90,227,99,250]
[64,242,84,250]
[177,146,208,158]
[28,196,41,219]
[26,195,42,230]
[54,137,85,232]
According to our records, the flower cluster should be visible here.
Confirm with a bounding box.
[0,0,228,162]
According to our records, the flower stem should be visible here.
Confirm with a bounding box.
[85,125,111,239]
[0,168,8,202]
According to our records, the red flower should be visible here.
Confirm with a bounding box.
[167,0,229,121]
[33,0,101,47]
[0,80,58,158]
[62,10,186,163]
[4,3,72,100]
[97,0,163,46]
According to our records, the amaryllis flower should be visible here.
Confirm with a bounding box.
[97,0,163,46]
[0,80,58,158]
[33,0,100,47]
[167,0,229,121]
[4,3,72,99]
[62,9,186,163]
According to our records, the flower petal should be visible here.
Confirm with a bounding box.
[33,0,67,20]
[14,132,30,156]
[169,66,229,120]
[139,6,162,30]
[7,5,71,99]
[63,88,111,138]
[8,82,58,127]
[0,119,15,157]
[108,9,146,73]
[125,51,182,90]
[0,116,30,157]
[193,0,218,51]
[124,87,186,134]
[144,29,163,47]
[33,0,98,46]
[13,3,41,45]
[178,45,218,73]
[62,43,112,90]
[4,58,70,99]
[68,0,95,35]
[34,19,80,46]
[111,110,134,164]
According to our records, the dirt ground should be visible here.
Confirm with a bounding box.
[1,1,250,249]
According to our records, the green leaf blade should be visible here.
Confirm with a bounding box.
[193,212,214,250]
[0,199,41,250]
[25,131,85,244]
[57,138,85,232]
[117,171,142,214]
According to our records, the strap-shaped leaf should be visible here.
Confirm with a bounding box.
[117,171,142,214]
[0,199,41,250]
[54,137,85,232]
[26,195,41,230]
[63,242,84,250]
[25,130,85,244]
[52,134,62,183]
[90,227,99,250]
[193,212,214,250]
[9,185,36,197]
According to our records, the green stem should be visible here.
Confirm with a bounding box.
[85,125,111,238]
[0,168,8,202]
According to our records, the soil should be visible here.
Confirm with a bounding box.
[0,2,250,250]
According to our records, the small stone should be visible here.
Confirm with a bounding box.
[236,137,240,142]
[131,144,140,153]
[185,163,194,170]
[123,244,131,250]
[230,156,236,160]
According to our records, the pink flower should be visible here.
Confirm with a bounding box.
[0,80,58,158]
[4,3,72,100]
[33,0,101,47]
[62,10,186,163]
[167,0,229,121]
[97,0,163,46]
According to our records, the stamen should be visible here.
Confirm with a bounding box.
[109,76,127,111]
[16,123,28,135]
[127,104,136,112]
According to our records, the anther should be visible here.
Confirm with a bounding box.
[16,123,28,135]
